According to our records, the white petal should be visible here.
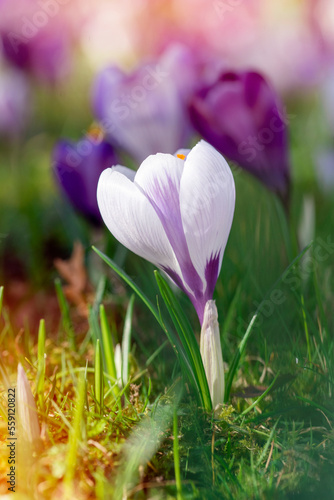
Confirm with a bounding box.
[112,165,136,181]
[180,140,235,290]
[134,154,204,297]
[97,167,180,273]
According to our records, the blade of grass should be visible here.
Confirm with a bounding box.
[95,339,104,415]
[173,408,183,500]
[225,314,257,403]
[255,419,279,468]
[240,372,280,416]
[301,294,312,363]
[36,319,46,412]
[122,295,135,386]
[99,305,118,387]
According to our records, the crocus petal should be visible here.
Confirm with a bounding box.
[189,71,290,197]
[180,141,235,311]
[134,153,203,298]
[92,55,194,163]
[53,138,118,225]
[97,167,181,275]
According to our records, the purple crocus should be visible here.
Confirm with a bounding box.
[1,24,71,84]
[189,71,291,203]
[92,45,195,164]
[97,140,235,324]
[53,134,119,225]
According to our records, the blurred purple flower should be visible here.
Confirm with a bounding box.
[189,71,291,202]
[92,45,195,163]
[0,25,71,83]
[0,66,30,136]
[53,134,119,225]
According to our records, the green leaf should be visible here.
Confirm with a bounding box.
[94,339,104,415]
[99,305,117,383]
[155,271,212,412]
[36,319,46,411]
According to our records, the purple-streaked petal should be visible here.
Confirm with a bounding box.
[180,141,235,322]
[134,153,203,299]
[97,167,182,276]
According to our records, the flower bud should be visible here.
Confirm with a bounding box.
[200,300,225,409]
[17,363,40,445]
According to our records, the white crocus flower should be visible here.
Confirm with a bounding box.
[97,140,235,406]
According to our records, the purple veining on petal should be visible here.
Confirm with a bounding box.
[161,266,188,295]
[162,265,208,324]
[204,252,221,302]
[136,170,204,299]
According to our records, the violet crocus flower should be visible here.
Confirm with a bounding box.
[189,71,291,203]
[0,24,71,84]
[92,45,195,164]
[97,140,235,408]
[53,134,119,225]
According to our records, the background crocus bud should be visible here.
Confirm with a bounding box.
[92,45,194,164]
[0,67,30,136]
[189,71,291,202]
[53,133,119,225]
[200,300,225,409]
[17,363,40,445]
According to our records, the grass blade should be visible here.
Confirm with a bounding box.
[94,339,104,415]
[36,319,46,411]
[99,305,117,384]
[225,314,257,403]
[173,408,183,500]
[240,372,280,416]
[122,295,135,386]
